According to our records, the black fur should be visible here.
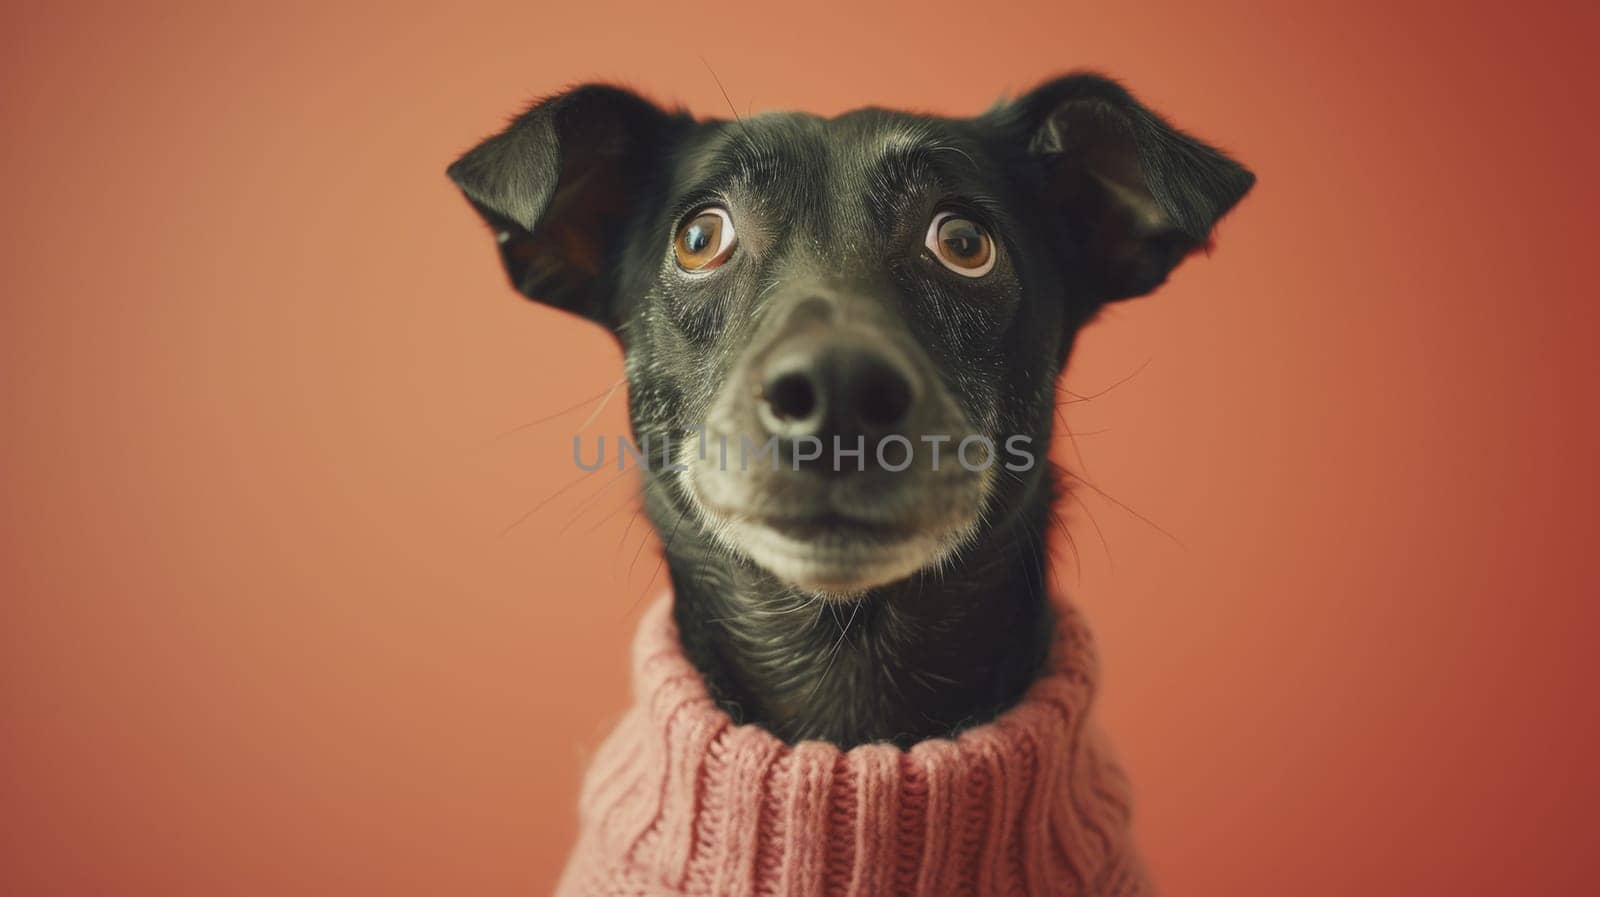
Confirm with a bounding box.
[449,73,1253,748]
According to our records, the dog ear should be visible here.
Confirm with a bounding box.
[997,73,1255,302]
[447,85,688,326]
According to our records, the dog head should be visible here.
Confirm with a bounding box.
[449,74,1252,597]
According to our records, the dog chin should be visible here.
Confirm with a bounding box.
[732,523,956,597]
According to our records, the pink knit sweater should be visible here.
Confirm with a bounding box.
[554,596,1151,896]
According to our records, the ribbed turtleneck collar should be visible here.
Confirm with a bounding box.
[555,595,1151,896]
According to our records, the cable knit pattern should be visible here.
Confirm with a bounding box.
[554,596,1151,896]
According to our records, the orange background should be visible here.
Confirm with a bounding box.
[3,2,1597,894]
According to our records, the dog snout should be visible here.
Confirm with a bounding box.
[710,288,968,480]
[756,334,920,447]
[690,287,991,589]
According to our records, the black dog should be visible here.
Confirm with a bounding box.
[449,73,1252,749]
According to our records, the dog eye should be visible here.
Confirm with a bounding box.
[674,207,737,273]
[924,212,996,277]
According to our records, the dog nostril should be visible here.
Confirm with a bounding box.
[755,335,920,447]
[853,359,914,430]
[764,371,819,423]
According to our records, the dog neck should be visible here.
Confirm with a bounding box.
[651,472,1058,749]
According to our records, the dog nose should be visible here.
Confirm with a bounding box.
[756,333,919,450]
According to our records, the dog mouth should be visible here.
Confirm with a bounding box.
[722,513,965,596]
[688,480,988,596]
[751,510,920,541]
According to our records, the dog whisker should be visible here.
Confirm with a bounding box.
[499,468,600,538]
[473,377,626,450]
[627,502,686,616]
[804,598,861,703]
[575,378,627,431]
[1062,482,1115,570]
[554,466,636,537]
[1057,358,1153,407]
[697,54,745,126]
[1063,470,1183,547]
